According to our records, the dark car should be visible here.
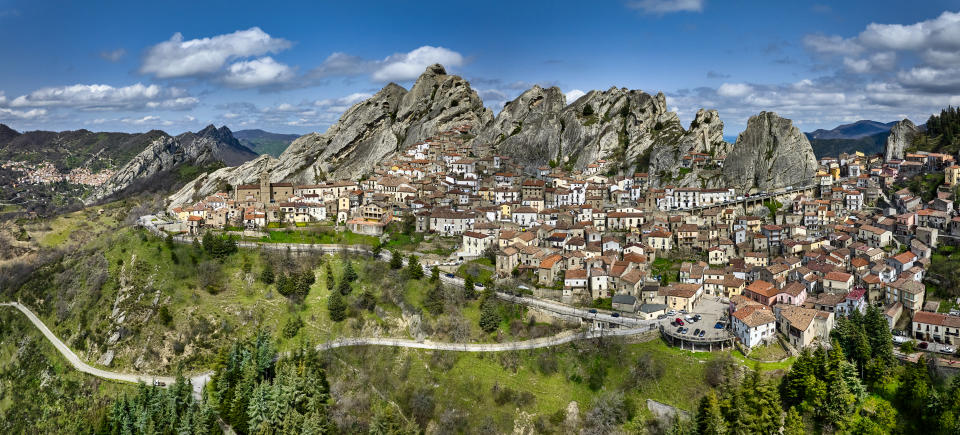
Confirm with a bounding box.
[611,312,620,318]
[714,322,725,329]
[681,327,689,334]
[694,328,701,336]
[698,330,705,338]
[676,326,683,334]
[445,273,455,278]
[693,314,702,321]
[919,341,929,349]
[588,309,598,314]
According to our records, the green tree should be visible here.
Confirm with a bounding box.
[695,391,727,435]
[582,103,595,116]
[463,275,476,300]
[783,407,805,435]
[372,240,383,258]
[164,233,174,249]
[327,291,347,322]
[424,281,445,315]
[479,299,500,333]
[260,263,275,285]
[325,263,334,291]
[430,266,439,283]
[343,260,358,282]
[389,249,403,269]
[406,254,424,280]
[337,279,352,296]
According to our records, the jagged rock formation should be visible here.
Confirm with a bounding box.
[86,125,258,204]
[167,64,824,207]
[722,112,818,192]
[883,119,919,161]
[265,63,492,184]
[477,86,680,172]
[170,64,492,205]
[648,109,729,187]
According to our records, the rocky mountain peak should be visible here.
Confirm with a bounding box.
[721,111,817,192]
[883,118,919,161]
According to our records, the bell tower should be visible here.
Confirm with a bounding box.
[259,170,271,203]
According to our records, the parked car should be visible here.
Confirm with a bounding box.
[667,310,676,316]
[153,380,166,387]
[680,310,688,314]
[940,346,956,355]
[476,282,485,288]
[445,273,455,278]
[658,314,667,320]
[675,318,685,326]
[681,327,688,334]
[892,336,909,345]
[714,322,725,329]
[588,309,598,314]
[919,341,929,349]
[693,328,701,336]
[693,314,702,321]
[611,312,620,318]
[676,327,683,334]
[699,330,706,337]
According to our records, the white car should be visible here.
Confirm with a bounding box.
[939,346,956,355]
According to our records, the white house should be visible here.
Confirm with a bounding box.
[731,305,777,348]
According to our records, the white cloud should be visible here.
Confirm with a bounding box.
[121,115,173,126]
[371,46,464,82]
[858,11,960,51]
[565,89,586,103]
[315,92,372,108]
[222,57,294,88]
[0,107,46,119]
[803,34,863,55]
[141,27,291,78]
[100,48,126,62]
[627,0,703,14]
[8,83,197,110]
[0,91,5,105]
[716,83,753,97]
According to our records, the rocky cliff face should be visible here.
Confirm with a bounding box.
[883,119,919,161]
[648,109,728,187]
[722,112,818,192]
[87,125,258,204]
[169,64,492,205]
[477,86,679,172]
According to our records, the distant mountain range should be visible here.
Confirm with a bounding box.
[233,129,300,158]
[804,120,900,158]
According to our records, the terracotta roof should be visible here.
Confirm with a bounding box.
[733,305,776,328]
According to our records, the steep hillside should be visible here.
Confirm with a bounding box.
[722,112,818,192]
[233,129,300,157]
[86,125,258,204]
[0,124,164,172]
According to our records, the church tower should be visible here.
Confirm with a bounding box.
[259,170,271,203]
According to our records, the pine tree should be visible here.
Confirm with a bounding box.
[424,281,445,315]
[389,249,403,269]
[479,299,500,333]
[430,266,439,283]
[337,279,352,296]
[463,275,476,300]
[406,254,424,280]
[260,263,275,284]
[325,264,335,291]
[327,291,347,322]
[343,260,357,282]
[783,407,805,435]
[695,391,727,435]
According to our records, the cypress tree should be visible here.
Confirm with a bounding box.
[327,291,347,322]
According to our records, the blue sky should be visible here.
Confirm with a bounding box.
[1,0,959,137]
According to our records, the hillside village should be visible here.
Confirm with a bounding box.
[160,122,960,355]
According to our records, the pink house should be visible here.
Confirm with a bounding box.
[775,282,808,306]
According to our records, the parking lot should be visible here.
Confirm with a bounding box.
[657,296,733,348]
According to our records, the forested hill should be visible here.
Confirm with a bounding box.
[233,129,300,158]
[0,124,166,171]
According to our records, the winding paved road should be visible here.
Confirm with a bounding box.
[2,301,653,398]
